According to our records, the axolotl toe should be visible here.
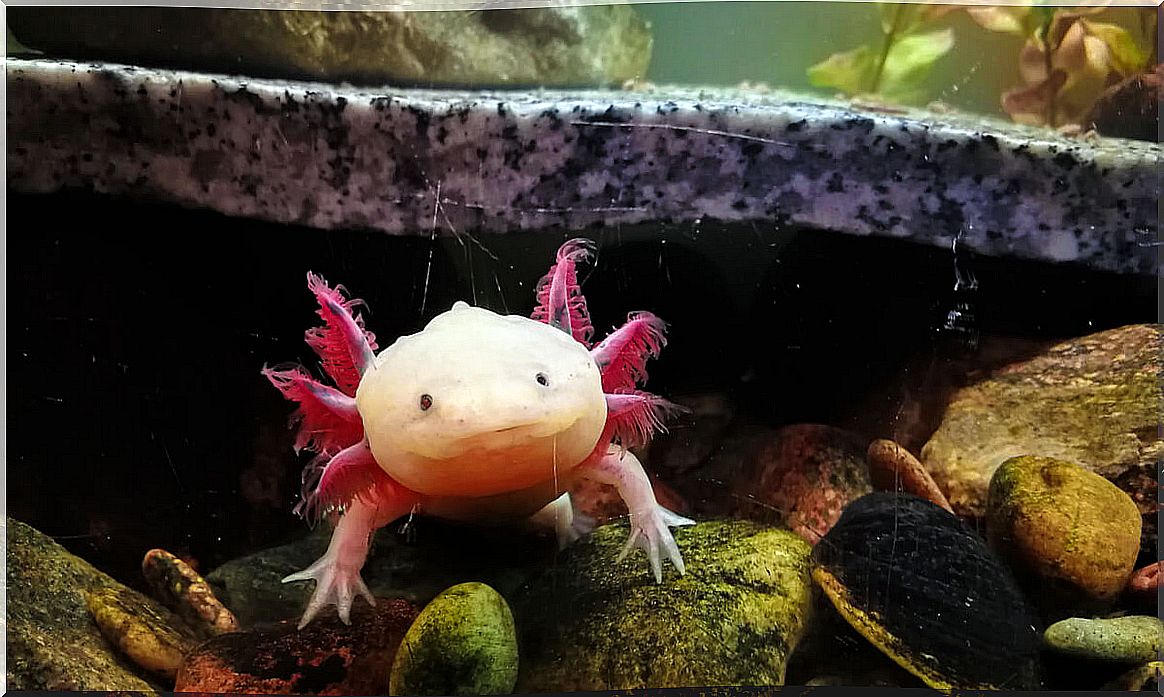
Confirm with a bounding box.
[264,239,694,629]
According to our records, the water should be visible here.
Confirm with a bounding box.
[5,2,1161,693]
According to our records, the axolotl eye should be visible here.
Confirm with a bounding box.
[535,373,549,387]
[419,394,433,411]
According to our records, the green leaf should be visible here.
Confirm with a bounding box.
[807,45,876,96]
[878,27,956,101]
[1082,20,1150,75]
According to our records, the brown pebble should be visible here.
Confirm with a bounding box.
[1128,562,1162,595]
[142,548,239,637]
[867,439,953,514]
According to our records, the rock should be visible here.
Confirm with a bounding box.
[730,424,872,544]
[142,548,239,636]
[207,517,553,626]
[986,456,1142,615]
[865,439,952,513]
[512,519,815,690]
[921,324,1161,551]
[1044,616,1164,664]
[1102,661,1164,691]
[6,516,159,691]
[85,585,198,681]
[843,335,1054,457]
[175,598,419,694]
[1087,65,1162,143]
[813,493,1043,691]
[389,583,518,696]
[7,6,651,88]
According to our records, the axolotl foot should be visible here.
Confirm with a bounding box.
[281,496,406,629]
[578,446,697,583]
[282,552,376,629]
[618,505,696,583]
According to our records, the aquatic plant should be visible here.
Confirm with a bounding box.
[807,3,1156,129]
[807,3,957,103]
[970,4,1156,128]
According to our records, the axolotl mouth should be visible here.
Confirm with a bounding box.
[381,412,600,498]
[449,418,580,453]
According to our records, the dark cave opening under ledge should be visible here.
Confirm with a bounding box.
[7,188,1157,591]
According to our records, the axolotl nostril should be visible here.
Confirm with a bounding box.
[262,238,694,629]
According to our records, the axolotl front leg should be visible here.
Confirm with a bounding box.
[264,273,424,628]
[529,238,695,580]
[282,463,421,629]
[575,444,695,582]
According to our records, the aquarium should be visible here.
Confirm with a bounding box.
[5,1,1160,694]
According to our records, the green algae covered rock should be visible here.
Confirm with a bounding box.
[1044,616,1164,664]
[6,516,159,691]
[987,456,1142,614]
[512,519,815,691]
[8,5,652,88]
[390,582,518,696]
[921,325,1161,545]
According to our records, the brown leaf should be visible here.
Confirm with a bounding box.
[1018,37,1050,85]
[1002,70,1068,126]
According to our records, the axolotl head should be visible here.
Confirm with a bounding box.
[355,301,608,498]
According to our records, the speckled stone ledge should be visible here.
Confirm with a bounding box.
[7,58,1160,275]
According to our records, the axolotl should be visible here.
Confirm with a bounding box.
[263,239,694,628]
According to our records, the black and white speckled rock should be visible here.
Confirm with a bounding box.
[7,58,1160,276]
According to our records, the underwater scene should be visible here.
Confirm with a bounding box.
[5,1,1161,694]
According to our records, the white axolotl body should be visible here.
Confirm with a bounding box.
[358,303,607,506]
[265,239,693,628]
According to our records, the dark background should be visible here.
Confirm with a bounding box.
[8,189,1156,589]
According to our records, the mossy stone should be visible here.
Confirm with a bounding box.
[1044,616,1164,663]
[512,519,814,690]
[921,324,1160,557]
[6,516,158,691]
[390,582,518,696]
[987,455,1142,614]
